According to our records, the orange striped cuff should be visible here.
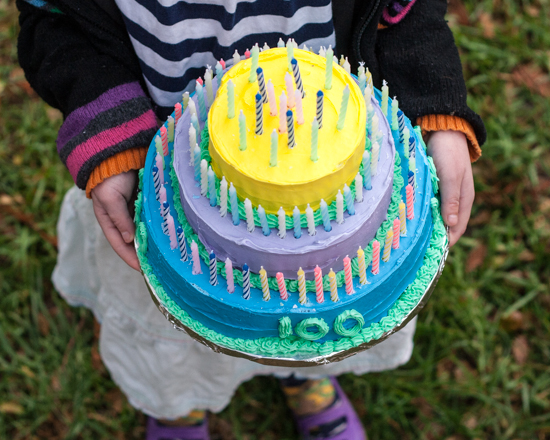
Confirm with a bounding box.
[416,114,482,162]
[85,147,148,198]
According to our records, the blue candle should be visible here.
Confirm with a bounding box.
[176,226,188,261]
[257,205,271,236]
[320,199,332,232]
[215,61,223,86]
[255,93,263,135]
[293,206,302,239]
[242,263,251,300]
[343,184,355,215]
[409,135,416,159]
[397,110,405,144]
[316,90,324,129]
[362,151,372,190]
[193,146,201,181]
[208,167,216,207]
[152,165,161,201]
[291,58,305,98]
[286,110,295,149]
[191,113,200,140]
[209,251,218,286]
[229,183,240,226]
[196,82,207,122]
[270,129,278,167]
[257,68,268,103]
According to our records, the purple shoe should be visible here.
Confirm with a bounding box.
[146,415,210,440]
[295,377,367,440]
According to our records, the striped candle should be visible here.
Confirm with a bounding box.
[336,190,344,224]
[182,91,189,110]
[159,185,167,206]
[306,204,316,236]
[153,165,161,201]
[362,151,372,190]
[205,68,214,105]
[279,91,287,133]
[209,251,218,286]
[175,102,182,124]
[176,226,188,261]
[229,183,240,226]
[325,46,333,90]
[196,82,207,122]
[392,218,400,249]
[293,206,301,239]
[244,198,255,232]
[161,200,169,224]
[357,247,367,285]
[406,184,414,220]
[286,110,296,149]
[276,272,288,300]
[343,184,355,215]
[190,114,200,142]
[270,129,278,167]
[277,207,286,238]
[267,80,277,116]
[255,93,263,135]
[371,141,380,176]
[329,268,338,302]
[239,110,247,151]
[358,71,367,94]
[371,240,380,274]
[336,85,350,130]
[242,264,251,300]
[189,124,197,156]
[257,205,271,236]
[191,241,202,275]
[397,110,405,143]
[370,112,379,141]
[297,267,307,305]
[249,44,259,82]
[294,89,304,125]
[316,90,324,129]
[200,159,208,196]
[399,201,407,235]
[215,61,223,87]
[208,167,216,207]
[409,135,416,160]
[355,173,363,202]
[382,229,393,263]
[310,118,319,161]
[155,151,164,177]
[160,126,168,156]
[320,199,332,232]
[391,97,399,131]
[408,170,415,197]
[193,146,201,181]
[314,265,324,303]
[291,58,305,98]
[167,213,177,249]
[285,72,295,108]
[259,266,270,301]
[257,67,267,103]
[343,255,354,295]
[219,177,228,217]
[227,80,235,119]
[225,258,235,293]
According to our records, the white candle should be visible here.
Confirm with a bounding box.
[189,124,197,157]
[205,67,214,105]
[244,198,255,232]
[267,80,277,116]
[277,207,286,239]
[371,141,380,176]
[343,57,350,75]
[336,190,344,224]
[225,258,234,293]
[306,204,316,236]
[232,49,240,66]
[219,176,228,217]
[355,173,363,202]
[285,72,295,108]
[200,159,208,196]
[371,112,379,139]
[188,99,197,118]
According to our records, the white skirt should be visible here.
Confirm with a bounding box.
[53,187,417,419]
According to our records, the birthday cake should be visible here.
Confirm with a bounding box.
[134,45,447,360]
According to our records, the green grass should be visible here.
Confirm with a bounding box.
[1,0,549,438]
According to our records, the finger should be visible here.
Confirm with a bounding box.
[100,190,136,244]
[449,165,475,247]
[439,170,463,231]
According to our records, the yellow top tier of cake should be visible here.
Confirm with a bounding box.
[208,47,366,214]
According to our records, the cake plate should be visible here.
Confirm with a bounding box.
[138,229,449,367]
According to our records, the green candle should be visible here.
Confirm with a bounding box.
[270,129,278,167]
[249,44,259,82]
[381,80,389,117]
[336,85,350,130]
[239,110,247,151]
[310,118,319,162]
[325,46,333,90]
[391,97,399,131]
[227,80,235,119]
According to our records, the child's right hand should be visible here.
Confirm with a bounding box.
[91,171,140,271]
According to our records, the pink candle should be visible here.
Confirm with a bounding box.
[343,255,354,295]
[279,91,287,133]
[160,126,169,156]
[191,241,202,275]
[219,58,226,69]
[245,48,251,59]
[196,77,203,85]
[159,185,167,205]
[175,102,182,124]
[314,266,324,303]
[155,153,164,183]
[371,240,380,275]
[285,72,295,108]
[167,213,177,249]
[276,272,288,300]
[294,89,304,125]
[406,184,414,220]
[225,257,234,293]
[267,80,277,116]
[392,218,400,249]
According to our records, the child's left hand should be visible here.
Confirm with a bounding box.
[426,130,474,247]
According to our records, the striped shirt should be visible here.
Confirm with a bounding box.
[114,0,336,116]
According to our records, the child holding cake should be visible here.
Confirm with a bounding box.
[17,0,486,439]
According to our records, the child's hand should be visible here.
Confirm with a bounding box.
[426,131,474,247]
[91,171,140,271]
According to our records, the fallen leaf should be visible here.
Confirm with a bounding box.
[501,311,524,332]
[0,402,24,414]
[478,12,495,38]
[37,313,50,336]
[518,249,535,262]
[512,64,550,98]
[512,335,529,365]
[463,414,478,430]
[466,243,487,272]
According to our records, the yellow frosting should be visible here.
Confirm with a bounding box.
[208,48,366,214]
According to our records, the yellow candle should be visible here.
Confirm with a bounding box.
[382,229,393,262]
[298,267,307,305]
[329,268,338,302]
[399,201,407,235]
[357,247,367,285]
[259,266,270,301]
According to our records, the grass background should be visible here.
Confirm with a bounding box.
[1,0,549,438]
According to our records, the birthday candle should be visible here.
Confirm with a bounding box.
[244,198,255,232]
[269,129,278,168]
[232,49,240,66]
[242,263,251,300]
[358,70,367,93]
[371,112,379,140]
[314,266,324,303]
[293,206,302,239]
[286,110,296,149]
[257,67,268,104]
[219,177,228,217]
[244,48,250,59]
[167,213,177,249]
[229,182,240,226]
[225,258,235,293]
[277,207,286,239]
[188,98,197,119]
[382,229,393,262]
[276,272,288,300]
[397,110,406,143]
[336,190,344,224]
[366,68,373,90]
[277,38,285,48]
[403,127,410,158]
[371,141,380,176]
[160,126,168,156]
[355,173,363,202]
[329,268,338,302]
[310,118,319,161]
[257,205,271,236]
[362,151,372,190]
[291,58,305,98]
[316,90,324,129]
[320,199,332,232]
[177,226,188,261]
[343,184,355,215]
[215,61,223,86]
[406,184,414,220]
[155,135,163,162]
[167,116,175,143]
[175,102,182,124]
[343,255,354,295]
[318,46,326,57]
[196,77,203,85]
[306,204,316,236]
[239,110,247,151]
[297,267,307,305]
[391,97,399,131]
[279,91,287,133]
[153,165,161,201]
[182,91,190,110]
[262,42,270,51]
[342,57,351,75]
[161,201,169,235]
[336,85,350,130]
[357,247,367,285]
[209,251,218,286]
[381,80,389,117]
[159,185,167,206]
[392,218,400,249]
[208,166,216,207]
[408,161,416,193]
[249,44,259,82]
[325,46,333,90]
[191,241,202,275]
[267,80,277,116]
[193,146,201,181]
[189,124,197,156]
[409,135,416,160]
[286,38,294,70]
[255,93,263,135]
[259,266,270,301]
[371,240,380,274]
[227,80,235,119]
[294,89,304,125]
[285,72,295,108]
[205,68,214,105]
[399,200,407,235]
[191,113,200,139]
[196,82,207,122]
[200,159,208,196]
